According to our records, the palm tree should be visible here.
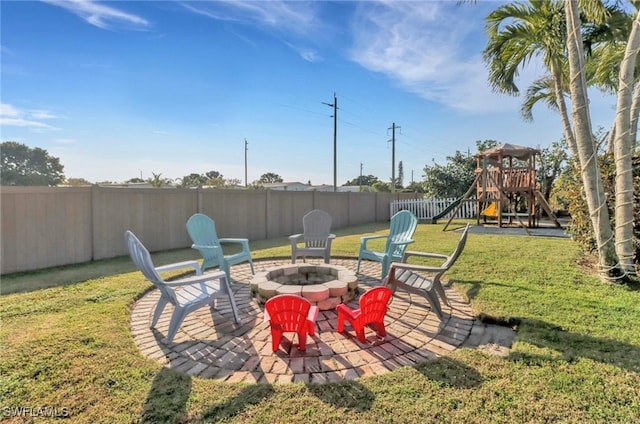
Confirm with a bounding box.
[148,172,172,188]
[565,0,621,279]
[483,0,578,157]
[568,1,637,277]
[520,74,560,122]
[610,9,640,275]
[583,4,638,154]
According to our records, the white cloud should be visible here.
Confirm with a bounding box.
[348,2,525,113]
[40,0,149,30]
[285,42,322,63]
[0,103,61,130]
[1,103,21,117]
[183,0,320,35]
[29,109,60,120]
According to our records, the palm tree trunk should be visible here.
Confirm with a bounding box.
[612,10,640,275]
[606,122,616,155]
[551,64,578,157]
[565,0,620,279]
[630,82,640,150]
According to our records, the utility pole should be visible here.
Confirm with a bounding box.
[388,122,400,193]
[323,93,338,192]
[244,138,248,187]
[359,162,363,192]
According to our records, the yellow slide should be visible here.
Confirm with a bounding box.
[481,202,499,218]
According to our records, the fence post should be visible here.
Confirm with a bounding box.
[91,185,97,261]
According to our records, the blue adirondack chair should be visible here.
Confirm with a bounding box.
[186,213,254,282]
[356,210,418,278]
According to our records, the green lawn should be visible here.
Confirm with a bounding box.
[1,221,639,423]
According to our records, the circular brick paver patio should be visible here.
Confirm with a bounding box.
[130,259,476,384]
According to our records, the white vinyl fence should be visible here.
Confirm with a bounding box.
[391,197,478,220]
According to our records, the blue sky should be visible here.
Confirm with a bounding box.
[1,1,617,186]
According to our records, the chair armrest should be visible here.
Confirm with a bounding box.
[326,235,336,249]
[155,260,202,275]
[218,238,250,246]
[389,240,414,248]
[191,243,221,251]
[164,270,228,287]
[402,251,448,262]
[388,262,447,274]
[307,305,319,323]
[360,234,388,249]
[336,303,361,320]
[289,234,303,242]
[218,238,249,243]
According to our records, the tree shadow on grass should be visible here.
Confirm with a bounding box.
[511,318,640,374]
[454,278,640,373]
[141,367,192,424]
[416,357,484,389]
[199,384,275,422]
[305,380,375,411]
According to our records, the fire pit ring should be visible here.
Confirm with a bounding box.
[250,264,359,310]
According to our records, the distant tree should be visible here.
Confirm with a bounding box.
[397,161,404,188]
[259,172,283,183]
[372,181,391,192]
[247,180,264,189]
[126,177,145,183]
[1,141,65,186]
[148,172,173,188]
[66,177,93,186]
[179,173,209,188]
[343,175,379,186]
[206,177,225,187]
[224,178,242,188]
[422,140,497,198]
[206,170,223,180]
[405,181,425,193]
[476,139,498,152]
[538,139,569,203]
[423,151,475,198]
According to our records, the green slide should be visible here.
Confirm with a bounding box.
[429,197,462,224]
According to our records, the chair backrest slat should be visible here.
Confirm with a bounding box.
[125,231,178,304]
[359,287,393,325]
[386,210,418,256]
[265,295,311,332]
[442,223,470,269]
[302,209,332,248]
[186,213,221,247]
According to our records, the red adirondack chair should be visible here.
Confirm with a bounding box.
[264,294,319,352]
[336,286,393,343]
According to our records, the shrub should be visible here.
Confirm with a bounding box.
[553,154,639,273]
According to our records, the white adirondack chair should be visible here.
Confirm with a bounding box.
[289,209,336,264]
[125,230,240,342]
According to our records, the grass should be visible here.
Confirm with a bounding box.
[1,221,639,423]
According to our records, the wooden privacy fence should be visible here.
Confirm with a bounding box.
[0,186,420,274]
[390,197,478,220]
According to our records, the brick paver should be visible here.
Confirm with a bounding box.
[130,258,477,384]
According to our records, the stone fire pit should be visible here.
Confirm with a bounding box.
[250,264,359,310]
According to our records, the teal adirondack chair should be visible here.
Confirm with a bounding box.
[186,213,254,282]
[356,210,418,278]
